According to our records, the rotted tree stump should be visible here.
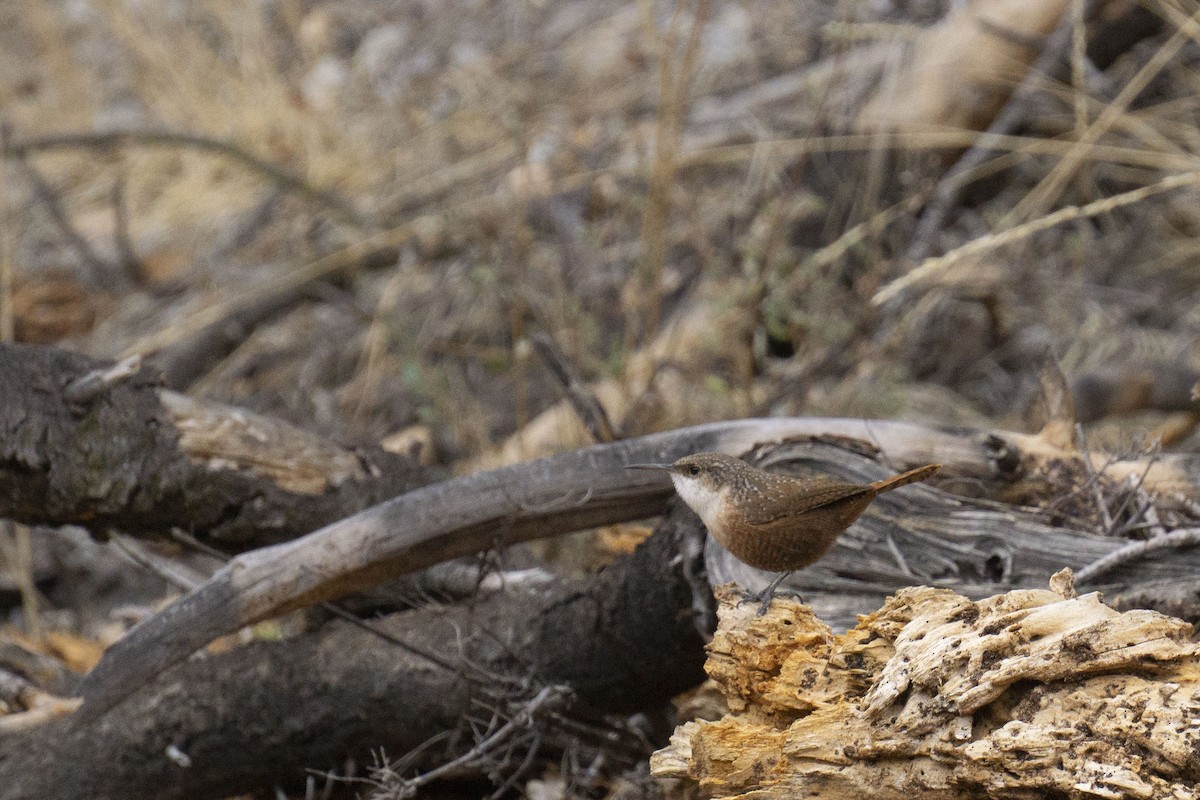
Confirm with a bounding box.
[651,579,1200,799]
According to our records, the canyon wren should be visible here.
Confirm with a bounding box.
[628,453,940,614]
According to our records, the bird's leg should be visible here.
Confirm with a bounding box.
[739,571,795,616]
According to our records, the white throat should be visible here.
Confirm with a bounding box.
[669,474,725,531]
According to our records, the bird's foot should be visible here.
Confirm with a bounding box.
[738,582,803,617]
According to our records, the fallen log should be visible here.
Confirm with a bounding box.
[0,343,428,548]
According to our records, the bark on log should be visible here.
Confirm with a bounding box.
[0,343,428,547]
[651,580,1200,799]
[0,512,710,800]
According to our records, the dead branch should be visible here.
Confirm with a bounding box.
[0,511,710,800]
[140,238,409,389]
[530,332,621,443]
[652,580,1200,798]
[0,343,428,546]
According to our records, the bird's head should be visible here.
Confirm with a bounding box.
[627,452,748,527]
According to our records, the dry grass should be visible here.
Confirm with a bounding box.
[1,0,1199,453]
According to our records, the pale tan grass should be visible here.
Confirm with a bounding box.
[85,0,377,226]
[872,169,1200,306]
[677,130,1200,172]
[636,0,709,348]
[1003,7,1200,224]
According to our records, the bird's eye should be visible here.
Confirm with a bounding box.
[688,464,701,476]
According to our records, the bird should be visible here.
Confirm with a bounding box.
[628,452,940,614]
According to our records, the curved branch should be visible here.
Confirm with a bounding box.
[4,129,365,227]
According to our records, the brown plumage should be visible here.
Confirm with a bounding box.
[628,453,940,612]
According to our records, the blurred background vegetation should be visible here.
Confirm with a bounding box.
[3,0,1199,464]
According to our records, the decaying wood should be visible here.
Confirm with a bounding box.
[0,343,428,547]
[73,417,1200,722]
[652,580,1200,799]
[0,511,710,800]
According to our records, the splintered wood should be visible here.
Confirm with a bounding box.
[651,579,1200,799]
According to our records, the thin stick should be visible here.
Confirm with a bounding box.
[111,175,142,283]
[905,3,1087,263]
[1076,423,1113,532]
[390,686,567,795]
[169,529,464,676]
[0,127,12,343]
[17,157,119,285]
[110,534,206,591]
[1074,527,1200,585]
[636,0,708,346]
[530,332,621,443]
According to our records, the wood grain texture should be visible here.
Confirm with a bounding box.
[652,581,1200,799]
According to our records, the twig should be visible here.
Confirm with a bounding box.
[1076,423,1113,531]
[0,126,13,343]
[1107,449,1160,537]
[1075,527,1200,585]
[884,533,914,578]
[384,686,568,798]
[110,175,142,284]
[4,129,366,228]
[0,523,41,639]
[110,534,207,592]
[62,354,143,407]
[16,157,122,287]
[169,529,465,676]
[530,332,621,443]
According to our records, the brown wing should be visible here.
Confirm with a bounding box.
[737,474,871,527]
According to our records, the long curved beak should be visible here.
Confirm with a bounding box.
[626,463,673,472]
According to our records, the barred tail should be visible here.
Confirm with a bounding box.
[870,463,940,494]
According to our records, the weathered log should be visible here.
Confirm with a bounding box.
[0,343,428,547]
[652,579,1200,799]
